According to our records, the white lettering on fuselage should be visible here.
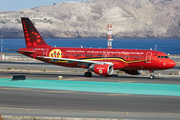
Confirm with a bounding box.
[66,50,144,55]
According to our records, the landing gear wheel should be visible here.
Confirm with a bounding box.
[150,75,155,79]
[105,75,112,77]
[84,72,92,77]
[149,70,155,79]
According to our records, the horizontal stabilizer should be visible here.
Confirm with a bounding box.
[6,49,35,53]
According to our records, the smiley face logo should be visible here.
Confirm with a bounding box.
[99,69,103,74]
[49,49,62,58]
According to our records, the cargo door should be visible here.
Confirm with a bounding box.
[43,49,49,57]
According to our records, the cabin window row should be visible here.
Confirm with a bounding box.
[51,53,144,58]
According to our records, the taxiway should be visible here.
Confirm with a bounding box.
[0,60,180,119]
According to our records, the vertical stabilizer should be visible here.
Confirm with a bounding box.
[21,18,50,48]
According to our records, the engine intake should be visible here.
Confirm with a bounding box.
[93,64,114,76]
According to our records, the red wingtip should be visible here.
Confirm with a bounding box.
[21,18,50,48]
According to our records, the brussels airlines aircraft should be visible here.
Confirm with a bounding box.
[10,18,176,79]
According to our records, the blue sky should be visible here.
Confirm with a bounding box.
[0,0,89,12]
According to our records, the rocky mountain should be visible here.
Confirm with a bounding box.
[0,0,180,38]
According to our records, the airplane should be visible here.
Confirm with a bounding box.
[9,18,176,79]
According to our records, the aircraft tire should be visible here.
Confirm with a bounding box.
[105,75,112,77]
[84,72,92,77]
[150,75,155,79]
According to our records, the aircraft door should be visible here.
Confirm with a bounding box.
[146,52,152,63]
[43,49,49,57]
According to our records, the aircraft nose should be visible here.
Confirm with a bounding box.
[166,59,176,69]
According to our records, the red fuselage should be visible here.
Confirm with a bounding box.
[18,47,176,71]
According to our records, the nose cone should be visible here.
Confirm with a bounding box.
[166,59,176,69]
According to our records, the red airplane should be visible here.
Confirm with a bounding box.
[10,18,176,79]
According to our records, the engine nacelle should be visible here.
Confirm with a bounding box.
[93,64,114,76]
[124,70,143,75]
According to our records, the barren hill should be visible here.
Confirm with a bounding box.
[0,0,180,38]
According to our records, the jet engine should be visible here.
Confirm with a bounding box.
[124,70,143,75]
[93,64,114,76]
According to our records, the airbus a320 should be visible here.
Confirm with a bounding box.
[9,18,176,79]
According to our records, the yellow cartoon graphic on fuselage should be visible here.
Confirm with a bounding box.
[49,49,62,58]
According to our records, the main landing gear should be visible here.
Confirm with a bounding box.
[149,70,155,79]
[84,64,93,77]
[84,71,92,77]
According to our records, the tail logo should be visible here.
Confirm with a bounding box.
[49,49,62,58]
[22,18,50,48]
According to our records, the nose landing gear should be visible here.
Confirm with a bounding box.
[149,70,155,79]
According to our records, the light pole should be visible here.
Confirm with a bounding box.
[1,35,3,59]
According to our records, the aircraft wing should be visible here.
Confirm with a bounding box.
[38,56,113,66]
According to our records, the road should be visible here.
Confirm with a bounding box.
[0,60,180,119]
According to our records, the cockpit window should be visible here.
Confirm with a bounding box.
[157,56,169,59]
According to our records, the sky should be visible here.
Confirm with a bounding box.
[0,0,89,12]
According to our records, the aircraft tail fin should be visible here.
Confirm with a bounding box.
[21,18,50,48]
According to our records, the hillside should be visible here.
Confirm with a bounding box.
[0,0,180,38]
